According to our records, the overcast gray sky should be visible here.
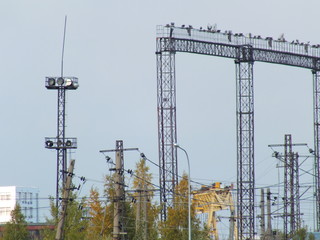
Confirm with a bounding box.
[0,0,319,234]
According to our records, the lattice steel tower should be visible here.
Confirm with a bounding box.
[44,76,78,205]
[235,47,255,240]
[313,70,320,230]
[156,40,178,220]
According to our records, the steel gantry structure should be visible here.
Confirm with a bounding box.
[156,23,320,238]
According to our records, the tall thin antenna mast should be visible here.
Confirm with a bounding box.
[45,15,78,207]
[61,16,67,77]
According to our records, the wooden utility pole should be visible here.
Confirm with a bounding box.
[55,159,75,240]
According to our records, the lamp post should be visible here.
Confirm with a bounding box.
[174,143,191,240]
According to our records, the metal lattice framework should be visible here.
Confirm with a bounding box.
[156,24,320,237]
[294,152,301,232]
[283,135,301,238]
[283,135,292,238]
[45,76,78,205]
[313,70,320,229]
[236,56,255,240]
[156,49,178,220]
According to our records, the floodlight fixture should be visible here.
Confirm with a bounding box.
[65,78,72,87]
[46,140,54,147]
[48,78,56,87]
[57,77,64,86]
[45,76,79,90]
[57,140,63,147]
[65,140,72,147]
[44,137,77,149]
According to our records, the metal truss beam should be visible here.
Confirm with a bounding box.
[235,49,255,240]
[156,48,178,220]
[313,70,320,231]
[157,38,320,70]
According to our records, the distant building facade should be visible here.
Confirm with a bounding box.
[0,186,39,223]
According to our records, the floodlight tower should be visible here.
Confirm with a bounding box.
[45,76,78,205]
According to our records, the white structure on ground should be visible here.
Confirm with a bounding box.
[0,186,39,223]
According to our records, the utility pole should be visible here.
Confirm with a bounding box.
[100,140,138,240]
[55,159,75,240]
[113,143,124,240]
[143,185,148,240]
[135,188,142,232]
[266,188,272,240]
[135,187,148,240]
[260,188,265,240]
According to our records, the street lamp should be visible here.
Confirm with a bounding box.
[174,143,191,240]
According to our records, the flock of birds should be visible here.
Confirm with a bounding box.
[165,22,320,49]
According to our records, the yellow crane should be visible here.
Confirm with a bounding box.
[192,182,237,240]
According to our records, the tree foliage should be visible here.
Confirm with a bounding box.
[159,174,210,240]
[2,204,29,240]
[293,227,315,240]
[132,158,159,240]
[85,187,113,239]
[42,193,88,240]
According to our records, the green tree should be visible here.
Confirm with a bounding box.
[159,174,210,240]
[42,193,88,240]
[85,174,135,240]
[2,204,29,240]
[293,227,315,240]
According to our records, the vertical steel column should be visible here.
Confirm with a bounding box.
[294,153,301,231]
[156,38,178,220]
[283,134,292,238]
[57,87,67,205]
[235,46,255,240]
[313,70,320,231]
[283,134,301,238]
[260,189,265,240]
